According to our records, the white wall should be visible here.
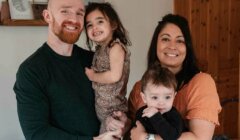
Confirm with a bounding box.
[0,0,173,139]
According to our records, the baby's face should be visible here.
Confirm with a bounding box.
[142,83,175,114]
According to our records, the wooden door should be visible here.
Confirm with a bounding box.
[174,0,240,139]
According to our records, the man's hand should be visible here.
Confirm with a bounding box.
[94,129,121,140]
[106,111,131,138]
[130,121,147,140]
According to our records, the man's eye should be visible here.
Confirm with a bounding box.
[61,10,68,13]
[77,12,84,16]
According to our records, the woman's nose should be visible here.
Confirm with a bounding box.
[168,41,177,49]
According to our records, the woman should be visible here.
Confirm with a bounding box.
[128,14,221,140]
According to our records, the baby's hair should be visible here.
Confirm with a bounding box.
[84,2,131,49]
[141,62,177,93]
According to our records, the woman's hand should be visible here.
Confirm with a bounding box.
[130,121,147,140]
[93,129,121,140]
[105,111,131,138]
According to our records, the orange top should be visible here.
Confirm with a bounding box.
[128,72,222,126]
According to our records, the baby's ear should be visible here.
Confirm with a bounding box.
[140,92,147,104]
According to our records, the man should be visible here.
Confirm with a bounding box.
[13,0,130,140]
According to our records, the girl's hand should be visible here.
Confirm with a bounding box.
[85,67,94,81]
[142,106,158,118]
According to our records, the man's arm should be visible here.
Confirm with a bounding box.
[14,66,93,140]
[105,111,132,138]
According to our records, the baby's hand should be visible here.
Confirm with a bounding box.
[142,107,158,118]
[85,67,94,81]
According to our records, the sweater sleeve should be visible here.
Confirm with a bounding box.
[149,108,183,140]
[13,65,93,140]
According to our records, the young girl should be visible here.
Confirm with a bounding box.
[84,2,131,134]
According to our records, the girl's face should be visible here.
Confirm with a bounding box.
[85,9,114,46]
[141,83,176,114]
[156,23,186,74]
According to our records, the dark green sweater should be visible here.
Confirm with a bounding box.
[14,43,100,140]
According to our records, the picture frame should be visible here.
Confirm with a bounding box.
[8,0,34,20]
[31,3,47,20]
[31,0,48,5]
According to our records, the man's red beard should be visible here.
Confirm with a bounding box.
[53,19,82,44]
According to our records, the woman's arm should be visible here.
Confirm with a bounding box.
[178,119,215,140]
[128,81,145,121]
[130,119,215,140]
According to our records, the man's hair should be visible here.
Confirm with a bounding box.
[141,62,177,93]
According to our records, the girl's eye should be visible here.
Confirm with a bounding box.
[97,20,104,24]
[86,23,92,29]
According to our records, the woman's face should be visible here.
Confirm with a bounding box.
[156,23,186,73]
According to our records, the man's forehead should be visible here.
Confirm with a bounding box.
[48,0,84,6]
[48,0,85,10]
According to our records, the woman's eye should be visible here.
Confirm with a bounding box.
[161,38,170,42]
[177,40,185,44]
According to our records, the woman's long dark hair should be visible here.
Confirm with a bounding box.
[84,2,131,50]
[147,14,200,90]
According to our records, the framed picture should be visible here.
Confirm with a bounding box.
[31,0,48,4]
[8,0,34,20]
[32,3,47,20]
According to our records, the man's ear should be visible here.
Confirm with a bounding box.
[42,9,51,23]
[140,92,147,104]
